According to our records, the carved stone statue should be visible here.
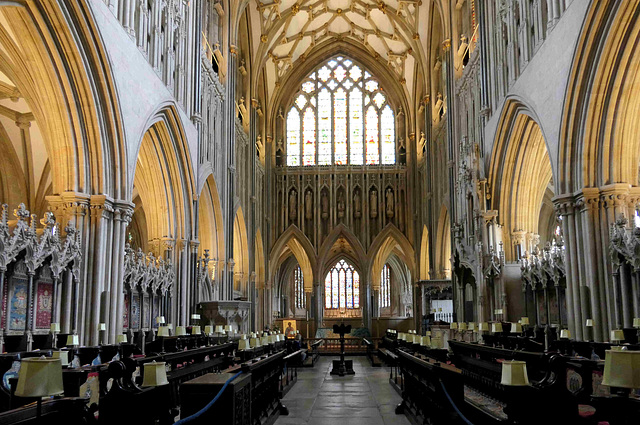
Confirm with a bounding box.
[370,188,378,219]
[289,190,297,221]
[353,190,361,219]
[337,191,345,218]
[305,190,313,220]
[386,188,394,218]
[321,191,329,220]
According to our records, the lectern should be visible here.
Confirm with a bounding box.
[330,323,355,376]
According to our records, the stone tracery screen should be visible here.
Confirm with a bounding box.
[286,56,395,166]
[324,259,360,310]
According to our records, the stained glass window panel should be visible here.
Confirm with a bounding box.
[373,92,386,108]
[349,88,364,165]
[325,273,332,309]
[366,106,379,165]
[286,108,300,166]
[332,269,339,308]
[346,270,353,309]
[295,94,307,109]
[318,89,332,165]
[318,66,331,82]
[302,81,315,93]
[349,65,362,81]
[365,80,378,92]
[339,270,346,308]
[353,271,360,308]
[334,65,346,82]
[380,264,390,308]
[302,107,316,166]
[381,105,395,165]
[334,88,347,165]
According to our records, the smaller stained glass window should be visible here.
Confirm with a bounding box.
[295,266,306,309]
[324,259,360,310]
[380,264,390,308]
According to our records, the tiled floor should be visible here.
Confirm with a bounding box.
[275,357,411,425]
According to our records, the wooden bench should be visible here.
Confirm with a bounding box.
[363,338,382,367]
[302,340,322,367]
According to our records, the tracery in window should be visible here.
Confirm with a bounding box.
[324,259,360,309]
[294,265,305,309]
[380,264,391,308]
[286,56,395,166]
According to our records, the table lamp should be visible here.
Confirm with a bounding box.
[116,334,128,344]
[204,325,213,336]
[586,319,594,327]
[250,335,260,348]
[602,350,640,395]
[191,325,201,335]
[512,323,523,334]
[458,323,468,331]
[225,325,233,337]
[141,361,169,387]
[66,334,79,347]
[191,314,200,324]
[492,323,503,334]
[611,329,625,344]
[238,338,250,350]
[175,326,187,336]
[50,323,60,348]
[99,323,106,331]
[450,322,458,330]
[156,316,166,325]
[215,325,224,337]
[478,323,489,332]
[560,329,571,339]
[157,326,170,337]
[52,351,69,367]
[15,357,64,419]
[468,323,476,331]
[500,360,529,386]
[520,317,530,326]
[420,336,431,347]
[426,331,432,336]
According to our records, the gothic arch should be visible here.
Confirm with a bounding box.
[489,98,553,261]
[368,224,415,289]
[435,204,451,279]
[198,174,225,279]
[419,225,430,281]
[233,206,250,296]
[0,2,126,199]
[269,225,317,291]
[559,0,640,193]
[317,224,367,275]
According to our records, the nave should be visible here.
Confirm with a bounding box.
[275,357,409,425]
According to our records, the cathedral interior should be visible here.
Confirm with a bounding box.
[0,0,640,424]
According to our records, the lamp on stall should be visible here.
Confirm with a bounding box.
[141,361,169,387]
[215,325,224,338]
[500,360,530,386]
[250,333,260,348]
[204,325,214,336]
[585,319,595,341]
[468,323,476,331]
[520,317,530,326]
[191,325,201,335]
[175,326,188,336]
[116,334,127,344]
[225,324,234,338]
[98,323,107,345]
[50,323,60,349]
[491,323,503,334]
[560,329,571,339]
[511,323,523,335]
[52,351,69,367]
[611,329,625,345]
[15,357,64,419]
[238,338,250,350]
[602,350,640,395]
[157,326,170,337]
[450,322,458,330]
[420,335,431,347]
[66,334,79,347]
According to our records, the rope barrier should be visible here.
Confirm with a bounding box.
[174,370,243,425]
[439,379,474,425]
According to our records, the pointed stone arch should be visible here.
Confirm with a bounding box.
[198,174,225,281]
[317,224,367,276]
[233,206,250,297]
[419,225,430,281]
[368,224,415,290]
[269,225,317,292]
[254,228,266,290]
[435,205,451,280]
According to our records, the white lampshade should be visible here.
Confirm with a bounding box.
[458,323,467,331]
[215,325,224,333]
[191,314,200,320]
[586,319,594,327]
[560,329,571,339]
[250,337,260,348]
[420,336,431,346]
[426,331,432,336]
[156,316,166,324]
[238,339,250,350]
[269,335,277,343]
[15,358,64,397]
[176,326,188,336]
[512,323,523,334]
[66,334,80,346]
[479,322,489,332]
[224,325,233,332]
[167,324,173,329]
[141,362,169,387]
[50,323,60,332]
[191,326,201,335]
[496,309,504,315]
[602,350,640,388]
[634,318,640,329]
[520,317,530,326]
[500,361,529,386]
[468,323,476,331]
[492,323,503,333]
[611,329,625,342]
[260,336,269,346]
[204,326,214,335]
[450,322,458,330]
[116,334,127,343]
[52,351,69,367]
[99,323,106,331]
[157,326,170,337]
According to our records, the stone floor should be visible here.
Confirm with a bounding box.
[275,357,411,425]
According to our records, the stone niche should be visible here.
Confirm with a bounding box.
[200,300,251,334]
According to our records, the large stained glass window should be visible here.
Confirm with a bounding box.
[286,56,395,166]
[294,265,305,309]
[380,264,391,308]
[324,259,360,309]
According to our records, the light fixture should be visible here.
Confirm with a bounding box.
[175,326,187,336]
[66,334,79,347]
[492,323,503,333]
[450,322,458,330]
[512,323,523,334]
[602,350,640,390]
[116,334,128,344]
[633,318,640,329]
[204,325,213,336]
[611,329,625,344]
[585,319,594,327]
[520,317,530,326]
[141,361,169,387]
[420,336,431,346]
[157,326,170,337]
[156,316,166,325]
[191,326,201,335]
[468,323,476,331]
[15,357,64,419]
[52,351,69,367]
[560,329,571,339]
[478,323,489,332]
[500,361,529,386]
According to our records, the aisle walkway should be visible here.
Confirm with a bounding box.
[274,357,411,425]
